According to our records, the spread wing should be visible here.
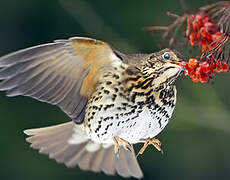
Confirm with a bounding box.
[0,37,122,123]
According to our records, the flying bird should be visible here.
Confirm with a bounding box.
[0,37,184,179]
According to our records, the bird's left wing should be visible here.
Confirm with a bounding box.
[0,37,122,123]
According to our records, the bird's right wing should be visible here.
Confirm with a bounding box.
[0,37,122,123]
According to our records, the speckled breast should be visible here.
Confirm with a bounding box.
[83,73,177,144]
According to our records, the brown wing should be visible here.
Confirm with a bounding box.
[0,37,122,123]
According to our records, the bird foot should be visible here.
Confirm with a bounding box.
[113,136,132,154]
[137,138,163,157]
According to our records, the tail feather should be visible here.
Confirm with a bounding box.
[24,121,143,179]
[90,148,105,172]
[78,151,93,170]
[122,147,143,178]
[50,144,85,163]
[100,147,115,175]
[29,130,71,150]
[65,144,88,167]
[39,141,67,155]
[24,122,73,135]
[115,147,132,178]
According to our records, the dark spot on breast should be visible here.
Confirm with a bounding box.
[154,104,159,109]
[158,118,162,128]
[95,124,102,133]
[122,102,128,106]
[106,81,112,85]
[120,65,126,70]
[119,92,124,97]
[112,94,117,101]
[159,91,164,99]
[125,118,130,122]
[113,74,120,79]
[117,121,121,126]
[98,105,103,111]
[114,88,119,92]
[131,113,139,120]
[103,104,115,111]
[137,101,145,106]
[103,117,110,121]
[103,90,110,94]
[92,106,98,110]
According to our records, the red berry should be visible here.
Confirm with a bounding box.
[215,60,222,72]
[188,58,199,69]
[195,13,204,22]
[185,11,228,83]
[189,32,199,46]
[179,61,188,68]
[195,66,202,77]
[191,74,200,82]
[188,69,195,77]
[222,62,229,72]
[200,73,208,83]
[201,40,209,52]
[209,61,215,73]
[194,12,211,29]
[202,15,213,24]
[199,27,212,41]
[204,22,218,34]
[201,62,210,73]
[192,21,202,31]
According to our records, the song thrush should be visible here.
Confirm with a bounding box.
[0,37,184,179]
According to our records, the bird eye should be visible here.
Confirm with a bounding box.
[163,52,170,60]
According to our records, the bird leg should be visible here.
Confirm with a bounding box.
[113,136,132,154]
[137,138,163,157]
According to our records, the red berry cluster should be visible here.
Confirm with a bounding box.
[186,12,225,52]
[179,58,229,83]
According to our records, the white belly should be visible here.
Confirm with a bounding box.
[86,105,173,144]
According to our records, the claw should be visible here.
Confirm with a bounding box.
[137,138,163,157]
[113,137,120,154]
[113,136,132,154]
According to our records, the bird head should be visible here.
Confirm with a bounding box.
[139,48,185,87]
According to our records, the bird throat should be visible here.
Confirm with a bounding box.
[120,64,177,109]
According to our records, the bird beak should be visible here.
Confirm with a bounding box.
[168,60,181,65]
[168,60,187,75]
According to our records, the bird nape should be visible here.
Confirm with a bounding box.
[0,37,185,179]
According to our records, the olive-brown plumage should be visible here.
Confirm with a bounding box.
[0,37,184,179]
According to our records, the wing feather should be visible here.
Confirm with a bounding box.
[0,37,122,123]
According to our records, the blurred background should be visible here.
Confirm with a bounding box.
[0,0,230,180]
